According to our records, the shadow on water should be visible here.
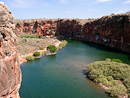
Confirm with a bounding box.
[45,55,56,60]
[59,38,130,55]
[82,70,87,76]
[58,39,130,64]
[81,41,130,55]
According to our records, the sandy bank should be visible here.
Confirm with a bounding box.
[19,40,62,65]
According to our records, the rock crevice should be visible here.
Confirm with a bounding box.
[0,2,21,98]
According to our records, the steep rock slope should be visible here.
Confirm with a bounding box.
[0,2,21,98]
[82,14,130,52]
[15,15,130,53]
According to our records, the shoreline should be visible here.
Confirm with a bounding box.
[19,48,47,65]
[99,83,128,98]
[86,59,130,98]
[19,40,62,65]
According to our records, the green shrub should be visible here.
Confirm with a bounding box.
[106,58,111,62]
[39,47,44,50]
[88,69,103,81]
[112,59,122,63]
[57,40,68,50]
[111,80,119,86]
[100,78,108,84]
[111,13,115,16]
[20,34,41,38]
[47,45,57,53]
[108,84,127,97]
[105,81,113,87]
[107,76,114,81]
[33,51,40,57]
[123,79,130,93]
[86,59,130,97]
[26,56,35,61]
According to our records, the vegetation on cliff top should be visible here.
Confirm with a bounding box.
[87,59,130,97]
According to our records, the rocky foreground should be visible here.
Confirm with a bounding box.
[0,2,21,98]
[0,2,64,97]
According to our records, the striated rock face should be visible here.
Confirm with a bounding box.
[56,19,83,39]
[56,15,130,52]
[15,19,88,37]
[15,19,57,37]
[0,2,21,98]
[15,14,130,53]
[82,14,130,52]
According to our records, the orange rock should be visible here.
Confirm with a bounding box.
[0,2,21,98]
[15,14,130,53]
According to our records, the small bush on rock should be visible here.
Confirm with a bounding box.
[57,40,68,50]
[123,79,130,93]
[108,84,127,97]
[47,45,57,53]
[26,56,35,61]
[33,51,40,57]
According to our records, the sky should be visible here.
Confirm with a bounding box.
[1,0,130,19]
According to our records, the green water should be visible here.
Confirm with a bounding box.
[20,40,130,98]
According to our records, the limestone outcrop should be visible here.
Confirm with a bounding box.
[0,2,21,98]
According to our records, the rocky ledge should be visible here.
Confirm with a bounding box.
[0,2,21,98]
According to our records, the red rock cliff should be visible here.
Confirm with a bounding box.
[56,15,130,52]
[15,19,57,37]
[15,14,130,53]
[0,2,21,98]
[82,14,130,52]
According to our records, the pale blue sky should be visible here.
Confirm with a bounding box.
[1,0,130,19]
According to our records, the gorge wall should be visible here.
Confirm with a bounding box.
[15,14,130,53]
[0,2,21,98]
[56,14,130,53]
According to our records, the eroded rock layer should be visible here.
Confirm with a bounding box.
[56,15,130,52]
[15,14,130,52]
[15,19,57,37]
[82,14,130,52]
[0,2,21,98]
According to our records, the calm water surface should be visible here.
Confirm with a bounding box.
[20,40,130,98]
